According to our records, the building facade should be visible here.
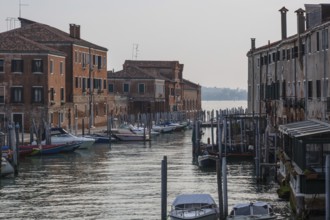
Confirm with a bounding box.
[247,4,330,127]
[0,32,66,131]
[0,18,109,131]
[247,4,330,216]
[108,60,201,115]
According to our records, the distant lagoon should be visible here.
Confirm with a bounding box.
[202,100,247,112]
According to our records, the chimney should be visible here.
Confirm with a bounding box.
[295,8,305,35]
[251,38,256,51]
[69,24,76,38]
[75,25,80,39]
[279,7,288,40]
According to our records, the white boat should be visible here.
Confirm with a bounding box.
[129,125,160,136]
[227,201,276,220]
[1,157,14,177]
[113,130,150,141]
[169,194,219,220]
[34,127,95,149]
[152,125,176,133]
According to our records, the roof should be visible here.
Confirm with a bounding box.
[171,194,216,206]
[278,119,330,138]
[0,32,65,56]
[6,18,107,51]
[108,65,157,80]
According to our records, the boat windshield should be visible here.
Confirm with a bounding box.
[252,205,269,215]
[234,204,269,216]
[175,203,212,210]
[234,206,251,215]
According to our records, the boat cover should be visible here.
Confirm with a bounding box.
[172,194,216,206]
[233,201,270,209]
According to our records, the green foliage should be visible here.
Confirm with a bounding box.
[201,86,247,101]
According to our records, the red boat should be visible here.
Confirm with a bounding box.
[19,142,82,156]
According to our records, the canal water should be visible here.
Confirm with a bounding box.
[0,101,293,219]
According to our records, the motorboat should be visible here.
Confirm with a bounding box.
[19,142,82,156]
[227,201,276,220]
[112,129,150,141]
[1,157,14,177]
[169,194,219,220]
[38,127,95,149]
[83,133,117,144]
[129,124,160,136]
[198,150,218,168]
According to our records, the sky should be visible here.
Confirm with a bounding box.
[0,0,323,89]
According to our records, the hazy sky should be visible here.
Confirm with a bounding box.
[0,0,322,89]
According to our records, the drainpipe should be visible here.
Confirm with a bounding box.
[323,27,327,121]
[251,38,256,116]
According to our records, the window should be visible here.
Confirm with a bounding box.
[287,49,290,60]
[32,87,43,103]
[323,29,328,50]
[75,51,78,63]
[82,53,86,68]
[0,59,4,72]
[282,80,286,98]
[170,88,175,96]
[123,83,129,93]
[11,87,23,103]
[108,84,114,93]
[282,50,286,60]
[316,80,321,98]
[12,60,23,73]
[32,59,43,73]
[75,77,79,88]
[97,56,102,69]
[60,88,64,102]
[59,112,64,123]
[139,84,145,94]
[83,78,87,92]
[60,62,64,74]
[316,32,320,51]
[308,80,313,99]
[50,59,54,73]
[0,86,4,104]
[257,58,260,68]
[103,80,107,89]
[50,88,55,101]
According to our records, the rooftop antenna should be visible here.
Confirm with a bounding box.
[132,43,139,60]
[19,0,29,17]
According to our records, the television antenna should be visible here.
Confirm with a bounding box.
[19,0,29,17]
[132,43,139,60]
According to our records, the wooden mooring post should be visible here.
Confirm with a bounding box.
[326,155,330,220]
[161,155,167,220]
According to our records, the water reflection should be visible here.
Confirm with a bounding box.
[0,129,294,219]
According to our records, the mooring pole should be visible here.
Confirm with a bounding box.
[161,155,168,220]
[217,113,224,219]
[222,157,228,218]
[326,155,330,220]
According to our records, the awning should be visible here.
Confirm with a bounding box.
[278,119,330,138]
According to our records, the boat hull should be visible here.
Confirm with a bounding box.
[169,210,218,220]
[198,154,217,168]
[114,134,150,141]
[19,142,81,155]
[1,157,14,177]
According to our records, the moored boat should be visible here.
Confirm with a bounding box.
[83,133,117,144]
[227,201,276,220]
[19,142,81,156]
[198,151,218,168]
[40,127,95,149]
[169,194,219,220]
[1,157,14,177]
